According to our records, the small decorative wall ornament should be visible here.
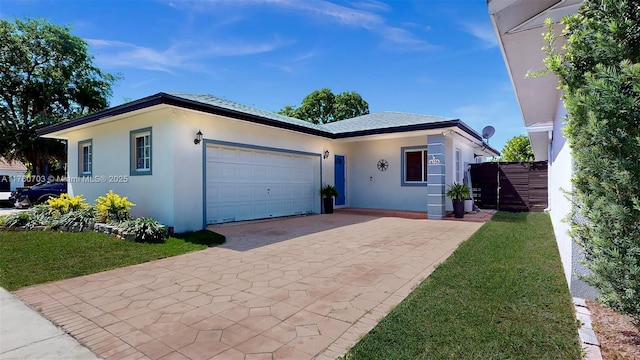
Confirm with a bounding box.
[377,159,389,171]
[428,155,440,164]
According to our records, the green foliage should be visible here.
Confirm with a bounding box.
[500,135,535,162]
[51,208,95,232]
[540,0,640,323]
[446,182,470,200]
[119,218,168,243]
[0,18,118,174]
[278,88,369,124]
[0,231,216,290]
[95,190,135,223]
[46,193,89,216]
[343,213,582,359]
[320,183,339,198]
[173,230,226,247]
[1,212,33,228]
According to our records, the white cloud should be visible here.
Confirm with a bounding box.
[172,0,436,52]
[459,22,498,49]
[349,0,391,13]
[86,37,294,73]
[265,49,318,74]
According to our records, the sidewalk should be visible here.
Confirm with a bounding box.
[0,288,98,360]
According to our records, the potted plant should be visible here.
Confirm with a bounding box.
[320,184,339,214]
[446,182,470,218]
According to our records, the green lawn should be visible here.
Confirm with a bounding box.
[0,230,224,291]
[342,212,582,360]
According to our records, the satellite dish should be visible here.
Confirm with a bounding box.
[482,126,495,143]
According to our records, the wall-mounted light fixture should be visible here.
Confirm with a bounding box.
[194,130,203,145]
[323,150,330,159]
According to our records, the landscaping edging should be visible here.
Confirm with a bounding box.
[1,222,134,241]
[574,297,603,360]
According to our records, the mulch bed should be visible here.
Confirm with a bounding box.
[587,300,640,360]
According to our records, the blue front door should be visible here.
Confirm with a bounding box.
[334,155,346,206]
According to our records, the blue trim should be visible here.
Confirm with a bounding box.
[129,127,152,176]
[401,145,428,187]
[334,155,346,206]
[201,139,322,227]
[78,139,92,177]
[202,139,320,157]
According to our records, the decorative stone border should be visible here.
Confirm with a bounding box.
[574,297,603,360]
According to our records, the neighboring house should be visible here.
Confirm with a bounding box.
[0,158,27,194]
[37,92,499,233]
[488,0,595,297]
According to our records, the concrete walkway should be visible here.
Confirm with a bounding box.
[11,214,482,359]
[0,288,97,359]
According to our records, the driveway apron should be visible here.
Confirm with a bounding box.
[14,214,483,359]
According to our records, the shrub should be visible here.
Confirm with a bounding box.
[540,0,640,323]
[52,208,96,232]
[46,194,89,216]
[2,212,33,228]
[26,205,56,229]
[118,217,168,243]
[95,190,135,223]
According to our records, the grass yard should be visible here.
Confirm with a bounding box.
[0,230,224,291]
[342,212,582,360]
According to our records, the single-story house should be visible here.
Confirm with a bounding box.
[37,92,499,232]
[488,0,595,297]
[0,158,27,196]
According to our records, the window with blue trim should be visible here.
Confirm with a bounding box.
[130,128,152,175]
[78,139,92,176]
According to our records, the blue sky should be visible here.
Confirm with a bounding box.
[1,0,526,149]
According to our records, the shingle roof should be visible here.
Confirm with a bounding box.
[320,111,456,133]
[0,158,27,171]
[168,93,325,132]
[36,92,500,155]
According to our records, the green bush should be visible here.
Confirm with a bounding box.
[119,217,168,243]
[541,0,640,323]
[2,212,33,228]
[52,208,95,232]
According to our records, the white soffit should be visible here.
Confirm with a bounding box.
[507,0,582,34]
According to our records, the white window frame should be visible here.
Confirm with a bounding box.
[130,128,152,176]
[78,139,92,176]
[401,146,428,186]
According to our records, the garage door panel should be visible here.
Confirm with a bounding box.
[206,145,318,224]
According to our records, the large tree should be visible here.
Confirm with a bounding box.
[278,88,369,124]
[541,0,640,323]
[499,135,534,162]
[0,18,118,175]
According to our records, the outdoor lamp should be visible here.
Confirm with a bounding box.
[323,150,330,159]
[194,130,203,145]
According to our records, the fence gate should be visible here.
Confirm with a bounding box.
[469,161,548,212]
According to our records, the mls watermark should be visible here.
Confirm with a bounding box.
[1,175,129,184]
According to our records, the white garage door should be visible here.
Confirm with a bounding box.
[206,144,319,224]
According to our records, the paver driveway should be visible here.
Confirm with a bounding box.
[15,214,483,360]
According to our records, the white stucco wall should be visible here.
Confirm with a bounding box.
[66,108,177,227]
[166,107,336,232]
[344,136,428,211]
[59,104,490,232]
[547,101,596,298]
[548,103,573,285]
[444,135,481,212]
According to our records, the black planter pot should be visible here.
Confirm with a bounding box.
[452,199,464,218]
[323,197,334,214]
